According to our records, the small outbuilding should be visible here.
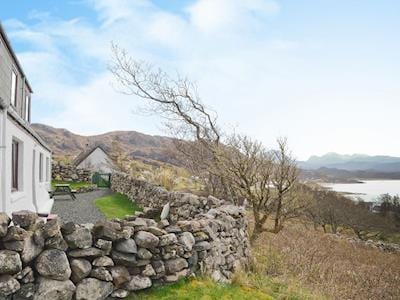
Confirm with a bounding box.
[72,145,118,174]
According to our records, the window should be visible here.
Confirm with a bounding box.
[46,157,50,182]
[11,70,17,107]
[24,95,31,122]
[11,140,19,191]
[39,153,44,182]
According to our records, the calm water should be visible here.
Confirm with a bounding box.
[322,180,400,202]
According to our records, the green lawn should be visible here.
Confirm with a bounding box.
[51,180,95,190]
[95,193,141,219]
[132,278,272,300]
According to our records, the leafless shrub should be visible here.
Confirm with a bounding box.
[251,219,400,299]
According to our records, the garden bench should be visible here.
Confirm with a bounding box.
[51,184,77,200]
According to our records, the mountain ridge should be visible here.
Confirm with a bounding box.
[31,123,180,165]
[300,152,400,172]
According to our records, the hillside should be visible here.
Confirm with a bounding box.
[32,123,180,165]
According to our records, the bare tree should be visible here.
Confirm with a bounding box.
[109,44,221,145]
[271,137,299,233]
[110,45,309,242]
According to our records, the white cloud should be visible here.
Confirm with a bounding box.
[7,0,344,158]
[187,0,280,33]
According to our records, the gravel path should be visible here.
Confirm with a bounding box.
[51,189,111,224]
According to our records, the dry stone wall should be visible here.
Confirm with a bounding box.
[0,174,250,299]
[111,172,231,221]
[52,162,91,183]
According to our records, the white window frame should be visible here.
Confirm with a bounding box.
[45,156,50,182]
[39,153,44,182]
[11,138,23,192]
[11,69,17,107]
[24,94,31,122]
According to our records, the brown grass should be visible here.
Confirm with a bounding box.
[250,218,400,299]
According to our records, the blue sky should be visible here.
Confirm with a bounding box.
[1,0,400,160]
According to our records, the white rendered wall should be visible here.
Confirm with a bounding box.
[2,115,53,215]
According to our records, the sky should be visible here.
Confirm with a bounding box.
[1,0,400,160]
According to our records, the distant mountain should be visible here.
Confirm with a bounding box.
[32,123,180,165]
[299,152,400,173]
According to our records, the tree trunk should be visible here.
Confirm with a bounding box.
[274,193,283,232]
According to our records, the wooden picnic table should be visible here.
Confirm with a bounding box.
[51,184,77,200]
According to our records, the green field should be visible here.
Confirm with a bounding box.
[95,193,141,219]
[132,278,272,300]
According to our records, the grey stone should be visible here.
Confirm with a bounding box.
[188,250,199,272]
[194,231,209,242]
[124,218,146,227]
[90,267,113,282]
[20,232,43,264]
[121,226,134,239]
[194,241,211,251]
[12,211,38,229]
[44,233,68,251]
[111,289,129,299]
[64,227,92,249]
[75,278,113,300]
[15,267,34,284]
[68,247,105,259]
[110,266,130,288]
[42,219,60,238]
[3,240,24,252]
[3,227,27,242]
[142,264,156,277]
[158,219,169,228]
[0,214,10,238]
[111,251,136,267]
[165,258,188,274]
[165,226,182,234]
[61,222,77,235]
[0,251,22,275]
[32,229,45,248]
[151,261,165,274]
[92,221,124,241]
[125,275,151,291]
[12,283,35,300]
[34,277,75,300]
[94,239,112,254]
[92,256,114,267]
[21,270,35,284]
[70,259,92,284]
[159,233,178,246]
[0,275,20,296]
[134,231,159,248]
[179,232,195,251]
[177,220,201,232]
[135,260,151,267]
[146,226,166,236]
[35,250,71,280]
[115,239,137,254]
[15,267,32,280]
[137,248,152,260]
[160,202,170,220]
[165,268,189,283]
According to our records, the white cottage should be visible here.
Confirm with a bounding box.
[0,24,53,215]
[73,145,118,174]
